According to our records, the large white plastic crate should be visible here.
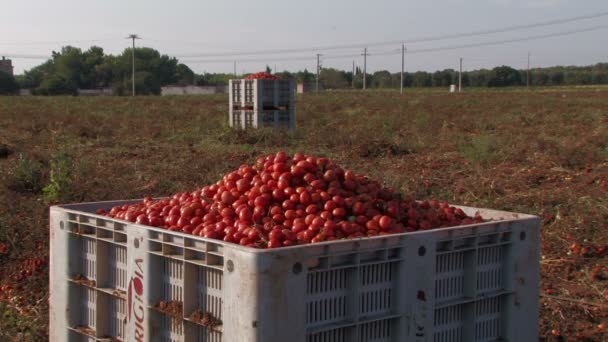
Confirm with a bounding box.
[229,109,295,131]
[229,79,295,111]
[50,201,540,342]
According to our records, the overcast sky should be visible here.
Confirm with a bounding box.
[1,0,607,75]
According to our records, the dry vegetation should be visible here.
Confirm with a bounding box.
[0,88,606,341]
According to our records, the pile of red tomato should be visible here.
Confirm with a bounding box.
[103,152,483,248]
[244,72,280,80]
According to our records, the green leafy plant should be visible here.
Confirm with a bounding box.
[42,151,73,203]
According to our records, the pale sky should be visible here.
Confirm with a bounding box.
[1,0,607,75]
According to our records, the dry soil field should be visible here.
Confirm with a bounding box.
[0,88,606,341]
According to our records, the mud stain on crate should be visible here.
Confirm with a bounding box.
[189,310,222,331]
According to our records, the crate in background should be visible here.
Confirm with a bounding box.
[229,109,295,131]
[229,79,295,111]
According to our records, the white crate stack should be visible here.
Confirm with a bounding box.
[50,201,540,342]
[229,79,295,130]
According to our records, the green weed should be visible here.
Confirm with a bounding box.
[460,134,500,164]
[6,156,44,193]
[42,151,73,203]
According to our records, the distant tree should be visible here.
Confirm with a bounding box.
[176,63,195,85]
[487,66,523,87]
[81,46,105,88]
[95,55,118,87]
[157,55,180,85]
[320,68,349,89]
[265,65,272,74]
[389,73,404,88]
[296,69,315,83]
[276,71,294,80]
[372,70,392,88]
[460,73,471,87]
[432,69,454,87]
[17,60,54,89]
[352,74,364,89]
[548,71,563,86]
[591,64,608,84]
[135,71,161,95]
[0,72,19,94]
[52,46,84,87]
[401,72,413,87]
[565,71,592,85]
[35,75,77,95]
[468,69,490,87]
[412,71,432,87]
[110,47,181,94]
[532,71,549,86]
[196,73,233,86]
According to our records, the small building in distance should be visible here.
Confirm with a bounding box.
[0,56,13,76]
[161,85,228,96]
[297,82,323,94]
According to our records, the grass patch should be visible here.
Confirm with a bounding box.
[5,156,44,193]
[459,134,500,165]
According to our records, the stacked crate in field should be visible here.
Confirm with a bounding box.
[229,76,295,130]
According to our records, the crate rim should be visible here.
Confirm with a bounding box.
[51,199,540,255]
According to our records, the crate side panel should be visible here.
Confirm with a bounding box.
[433,304,464,342]
[50,208,71,341]
[198,267,223,320]
[358,263,395,318]
[474,296,502,342]
[306,268,352,327]
[500,218,541,341]
[358,318,393,342]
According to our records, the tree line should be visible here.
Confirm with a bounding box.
[0,45,607,95]
[304,64,608,89]
[10,46,195,95]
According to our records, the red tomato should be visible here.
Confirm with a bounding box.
[378,216,392,231]
[102,152,481,249]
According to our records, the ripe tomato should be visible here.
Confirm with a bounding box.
[103,152,482,248]
[378,216,392,231]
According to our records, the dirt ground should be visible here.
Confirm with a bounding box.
[0,88,606,340]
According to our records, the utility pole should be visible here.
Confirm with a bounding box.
[127,34,140,96]
[362,48,368,90]
[352,60,355,88]
[316,54,322,92]
[401,44,406,94]
[459,57,463,93]
[527,52,531,89]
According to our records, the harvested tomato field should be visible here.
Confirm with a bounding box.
[0,88,606,341]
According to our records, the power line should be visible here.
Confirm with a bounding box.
[3,21,608,67]
[0,53,49,59]
[174,11,608,58]
[379,24,608,56]
[0,38,119,46]
[180,24,608,64]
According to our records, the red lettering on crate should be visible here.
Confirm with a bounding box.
[135,329,145,342]
[128,258,145,340]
